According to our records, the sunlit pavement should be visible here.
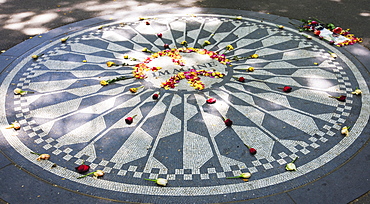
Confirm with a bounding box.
[0,4,370,204]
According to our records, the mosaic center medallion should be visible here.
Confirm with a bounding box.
[143,52,228,91]
[0,12,368,202]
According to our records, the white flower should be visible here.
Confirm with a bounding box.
[351,89,362,95]
[144,178,168,186]
[286,157,298,171]
[285,162,297,171]
[341,126,349,136]
[14,88,26,95]
[240,172,252,178]
[156,178,168,186]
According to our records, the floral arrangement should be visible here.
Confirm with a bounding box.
[298,19,362,47]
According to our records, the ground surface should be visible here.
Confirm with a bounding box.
[0,2,369,204]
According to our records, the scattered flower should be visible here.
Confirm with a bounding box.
[226,172,252,179]
[100,76,134,86]
[77,170,104,179]
[250,54,259,59]
[144,178,168,186]
[75,161,90,173]
[302,34,312,39]
[351,88,362,95]
[278,86,292,93]
[152,93,160,100]
[31,152,50,161]
[235,16,242,20]
[157,33,163,38]
[244,144,257,155]
[247,67,255,72]
[142,47,153,53]
[328,51,337,58]
[6,121,21,130]
[202,40,211,47]
[129,86,144,93]
[222,116,233,127]
[226,45,234,51]
[233,76,245,82]
[123,55,129,59]
[277,25,284,29]
[106,61,117,67]
[329,95,346,102]
[14,88,33,95]
[61,37,69,43]
[206,97,216,104]
[181,41,188,47]
[125,115,137,124]
[32,54,43,59]
[286,157,298,171]
[341,126,350,136]
[145,21,150,25]
[82,60,87,62]
[164,44,170,49]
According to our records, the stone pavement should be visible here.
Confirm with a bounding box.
[0,5,370,204]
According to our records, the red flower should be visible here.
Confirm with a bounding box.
[330,95,346,102]
[283,86,292,92]
[333,27,342,34]
[75,164,90,173]
[314,30,321,36]
[157,33,162,38]
[233,76,245,82]
[125,115,137,124]
[278,86,292,93]
[224,118,233,127]
[206,98,216,104]
[152,93,159,100]
[145,21,150,25]
[245,144,257,155]
[249,148,257,155]
[164,44,169,49]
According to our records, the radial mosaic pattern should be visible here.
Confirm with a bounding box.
[1,13,368,202]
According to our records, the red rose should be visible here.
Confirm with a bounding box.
[224,118,233,127]
[249,148,257,155]
[125,115,137,124]
[238,77,245,82]
[329,95,346,102]
[206,98,216,104]
[337,95,346,102]
[145,21,150,25]
[164,44,169,49]
[314,30,321,36]
[278,86,292,93]
[75,164,90,173]
[333,27,342,34]
[157,33,162,38]
[152,93,159,100]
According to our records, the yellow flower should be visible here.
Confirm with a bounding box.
[61,37,69,42]
[100,80,109,86]
[142,47,148,52]
[82,60,87,62]
[235,16,242,20]
[204,40,211,45]
[32,55,39,59]
[250,54,259,58]
[248,67,255,72]
[181,41,187,45]
[351,88,362,95]
[123,55,129,59]
[341,126,349,136]
[226,45,234,50]
[106,61,115,67]
[129,86,144,93]
[93,170,105,178]
[37,154,50,161]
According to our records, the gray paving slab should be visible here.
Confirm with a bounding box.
[0,7,369,204]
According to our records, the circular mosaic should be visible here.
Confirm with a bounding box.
[0,12,369,202]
